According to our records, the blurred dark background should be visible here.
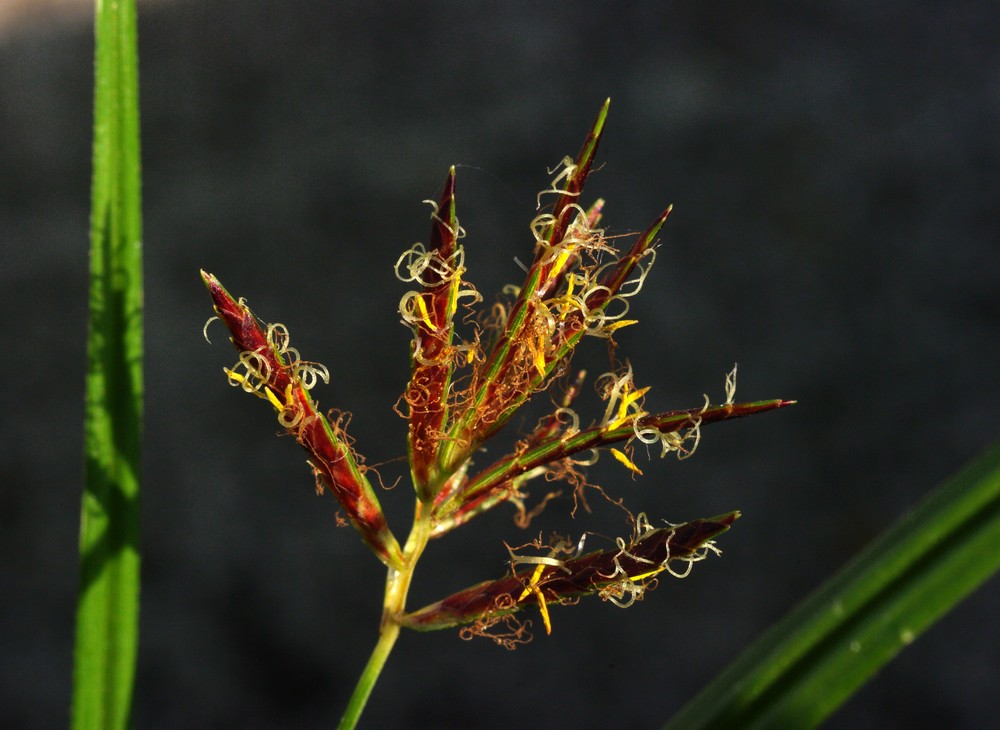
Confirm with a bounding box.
[2,1,998,727]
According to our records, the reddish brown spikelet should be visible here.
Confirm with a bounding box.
[432,399,794,537]
[401,513,739,632]
[405,168,461,498]
[201,271,403,569]
[437,104,615,470]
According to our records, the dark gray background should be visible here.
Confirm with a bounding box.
[3,1,998,727]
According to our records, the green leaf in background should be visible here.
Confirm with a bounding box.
[72,0,144,727]
[667,442,1000,730]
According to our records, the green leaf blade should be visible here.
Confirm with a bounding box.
[667,442,1000,730]
[72,1,144,728]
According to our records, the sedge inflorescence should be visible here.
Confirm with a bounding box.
[202,99,791,651]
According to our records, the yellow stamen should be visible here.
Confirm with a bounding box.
[264,386,284,411]
[517,564,553,635]
[627,566,665,583]
[415,294,435,331]
[556,274,582,321]
[226,368,286,411]
[547,248,572,283]
[534,585,552,634]
[620,385,650,412]
[533,334,547,376]
[448,273,461,318]
[518,564,547,601]
[608,385,650,429]
[604,319,639,333]
[610,447,644,475]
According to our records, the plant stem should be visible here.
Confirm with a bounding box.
[338,621,400,730]
[339,499,433,728]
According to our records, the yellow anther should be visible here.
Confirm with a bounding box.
[533,334,548,376]
[224,367,245,385]
[565,272,576,300]
[547,248,572,282]
[264,386,284,411]
[626,566,666,583]
[604,319,639,333]
[517,564,553,635]
[518,564,547,601]
[610,447,644,476]
[621,385,650,412]
[226,367,288,412]
[608,385,650,429]
[534,586,552,634]
[534,350,547,377]
[448,273,461,318]
[554,273,584,321]
[415,293,435,331]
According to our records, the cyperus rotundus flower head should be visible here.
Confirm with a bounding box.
[202,98,792,727]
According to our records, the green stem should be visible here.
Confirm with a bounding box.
[339,500,433,728]
[338,621,400,730]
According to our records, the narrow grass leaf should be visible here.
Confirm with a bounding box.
[667,442,1000,730]
[72,1,144,728]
